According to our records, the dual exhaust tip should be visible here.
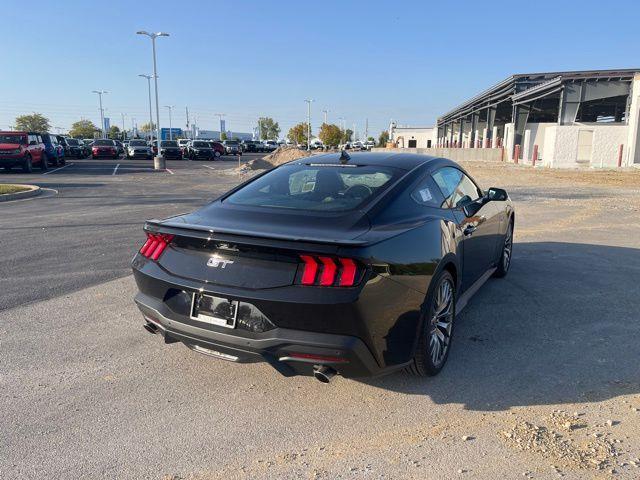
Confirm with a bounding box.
[143,322,338,383]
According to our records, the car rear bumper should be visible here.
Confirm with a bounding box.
[134,293,381,378]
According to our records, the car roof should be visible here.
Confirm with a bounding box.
[288,152,453,171]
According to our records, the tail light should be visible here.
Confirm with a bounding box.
[298,254,361,287]
[139,232,174,261]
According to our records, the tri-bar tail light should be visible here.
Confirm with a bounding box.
[298,255,360,287]
[139,232,175,261]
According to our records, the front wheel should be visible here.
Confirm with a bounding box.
[23,155,33,173]
[40,153,49,171]
[214,150,221,159]
[493,219,513,278]
[407,270,455,376]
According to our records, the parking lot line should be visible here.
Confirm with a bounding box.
[112,164,120,176]
[165,168,174,175]
[202,165,216,170]
[42,162,74,175]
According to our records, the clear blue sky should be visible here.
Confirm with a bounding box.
[1,0,639,138]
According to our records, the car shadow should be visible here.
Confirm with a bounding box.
[357,241,640,411]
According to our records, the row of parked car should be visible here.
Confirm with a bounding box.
[0,130,81,173]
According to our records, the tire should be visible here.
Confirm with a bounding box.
[40,153,49,171]
[60,156,66,166]
[22,154,33,173]
[493,218,513,278]
[51,154,59,167]
[214,150,221,159]
[407,270,456,376]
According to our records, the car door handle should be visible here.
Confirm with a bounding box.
[463,225,477,236]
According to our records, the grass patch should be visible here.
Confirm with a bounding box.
[0,184,30,195]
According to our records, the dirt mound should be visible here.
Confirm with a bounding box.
[246,146,312,170]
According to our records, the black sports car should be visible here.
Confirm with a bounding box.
[132,152,514,382]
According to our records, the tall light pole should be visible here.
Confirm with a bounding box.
[92,90,108,138]
[138,74,154,142]
[304,99,314,151]
[322,109,328,124]
[137,30,169,170]
[164,105,174,140]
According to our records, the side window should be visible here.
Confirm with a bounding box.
[410,175,446,208]
[432,167,482,208]
[28,134,37,144]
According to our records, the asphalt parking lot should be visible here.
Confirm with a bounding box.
[1,156,640,479]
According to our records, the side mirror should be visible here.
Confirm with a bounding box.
[487,187,508,201]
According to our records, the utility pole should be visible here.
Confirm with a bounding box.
[185,106,190,136]
[353,123,357,141]
[304,99,314,151]
[322,109,328,124]
[131,117,136,137]
[92,90,108,138]
[365,118,368,139]
[137,30,169,170]
[164,105,174,140]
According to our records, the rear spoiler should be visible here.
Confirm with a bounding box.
[144,220,371,248]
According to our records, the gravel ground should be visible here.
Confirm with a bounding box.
[1,157,639,479]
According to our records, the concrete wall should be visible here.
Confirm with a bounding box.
[371,147,504,162]
[542,124,627,168]
[523,122,554,163]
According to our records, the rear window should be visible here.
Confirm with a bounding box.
[0,134,27,144]
[161,141,178,147]
[129,140,147,146]
[193,141,210,147]
[225,164,402,212]
[67,139,79,145]
[93,140,114,146]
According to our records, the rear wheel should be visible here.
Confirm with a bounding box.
[214,150,221,159]
[493,219,513,278]
[22,154,33,173]
[407,270,455,376]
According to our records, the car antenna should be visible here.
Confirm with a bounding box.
[339,149,350,164]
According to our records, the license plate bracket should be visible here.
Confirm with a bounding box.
[190,293,238,328]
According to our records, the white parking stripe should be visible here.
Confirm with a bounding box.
[165,168,174,174]
[112,164,120,176]
[202,165,216,170]
[42,163,74,175]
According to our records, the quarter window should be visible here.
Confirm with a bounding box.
[432,167,482,208]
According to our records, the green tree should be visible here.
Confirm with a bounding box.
[342,128,353,143]
[318,123,342,147]
[14,113,51,132]
[108,125,121,139]
[367,136,375,142]
[69,119,99,138]
[139,122,156,133]
[378,130,389,147]
[220,131,228,141]
[258,117,281,140]
[287,123,308,145]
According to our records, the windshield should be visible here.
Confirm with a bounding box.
[225,164,401,212]
[129,140,147,146]
[67,139,79,145]
[93,140,114,146]
[193,141,210,147]
[0,133,27,145]
[226,141,239,145]
[161,141,178,147]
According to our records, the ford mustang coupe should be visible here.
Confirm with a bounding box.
[132,152,514,382]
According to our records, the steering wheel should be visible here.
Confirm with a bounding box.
[344,184,372,199]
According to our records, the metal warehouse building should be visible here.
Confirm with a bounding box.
[436,69,640,168]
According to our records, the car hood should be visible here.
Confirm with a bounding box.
[158,201,371,243]
[0,143,22,150]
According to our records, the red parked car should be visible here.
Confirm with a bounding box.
[91,139,119,159]
[0,131,47,172]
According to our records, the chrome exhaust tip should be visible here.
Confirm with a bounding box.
[143,322,158,334]
[313,365,336,383]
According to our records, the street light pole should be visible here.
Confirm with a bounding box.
[138,74,154,142]
[164,105,174,140]
[215,113,225,140]
[322,109,328,124]
[92,90,108,138]
[121,113,127,140]
[137,30,169,170]
[304,99,314,151]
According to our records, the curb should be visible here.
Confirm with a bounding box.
[0,184,42,203]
